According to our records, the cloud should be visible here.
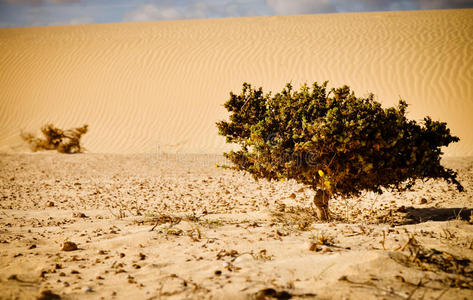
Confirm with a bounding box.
[0,22,15,27]
[266,0,473,15]
[123,1,263,22]
[47,0,79,3]
[123,0,472,23]
[4,0,472,28]
[48,15,94,25]
[336,0,416,11]
[185,1,258,18]
[3,0,80,4]
[266,0,336,14]
[416,0,473,9]
[187,2,212,19]
[265,0,411,14]
[123,4,183,22]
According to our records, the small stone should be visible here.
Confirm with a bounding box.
[37,290,61,300]
[62,242,78,251]
[59,272,66,277]
[309,243,321,252]
[214,270,222,276]
[138,253,146,260]
[255,288,294,299]
[322,247,333,253]
[397,206,407,213]
[71,270,80,274]
[419,198,428,204]
[8,274,18,280]
[119,253,125,258]
[84,286,93,293]
[289,193,296,199]
[72,212,87,218]
[47,202,55,207]
[29,244,37,249]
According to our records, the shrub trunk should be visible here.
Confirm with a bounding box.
[313,189,330,221]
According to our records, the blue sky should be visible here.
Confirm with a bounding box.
[1,0,472,28]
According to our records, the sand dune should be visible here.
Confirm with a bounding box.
[0,9,472,155]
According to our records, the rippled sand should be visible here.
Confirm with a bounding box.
[1,9,472,155]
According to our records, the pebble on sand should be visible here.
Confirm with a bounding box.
[37,290,61,300]
[62,241,78,251]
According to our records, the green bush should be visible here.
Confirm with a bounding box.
[21,124,88,154]
[217,82,463,220]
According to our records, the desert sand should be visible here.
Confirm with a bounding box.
[0,153,472,299]
[1,8,473,300]
[0,9,472,155]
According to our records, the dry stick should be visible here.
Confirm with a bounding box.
[187,226,202,242]
[433,288,450,300]
[149,215,180,232]
[156,274,202,297]
[381,230,386,250]
[368,192,379,217]
[339,276,408,299]
[315,263,336,281]
[326,153,338,176]
[6,274,37,284]
[406,278,424,300]
[108,206,125,219]
[400,235,415,252]
[454,207,464,220]
[150,219,159,232]
[344,198,349,222]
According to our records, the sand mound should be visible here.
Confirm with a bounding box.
[0,9,472,155]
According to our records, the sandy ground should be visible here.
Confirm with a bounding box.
[0,153,472,299]
[1,9,472,156]
[1,8,472,300]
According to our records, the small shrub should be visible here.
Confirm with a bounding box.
[21,124,88,154]
[217,82,463,220]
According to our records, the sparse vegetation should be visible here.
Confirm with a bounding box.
[309,231,335,252]
[21,123,88,154]
[217,82,464,220]
[395,235,473,285]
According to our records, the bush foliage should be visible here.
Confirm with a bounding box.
[21,124,88,154]
[217,82,463,220]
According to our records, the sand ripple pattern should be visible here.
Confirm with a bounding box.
[0,9,472,156]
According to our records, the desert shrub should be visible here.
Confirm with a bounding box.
[21,124,88,154]
[217,82,463,220]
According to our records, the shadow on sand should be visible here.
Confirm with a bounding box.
[404,207,472,224]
